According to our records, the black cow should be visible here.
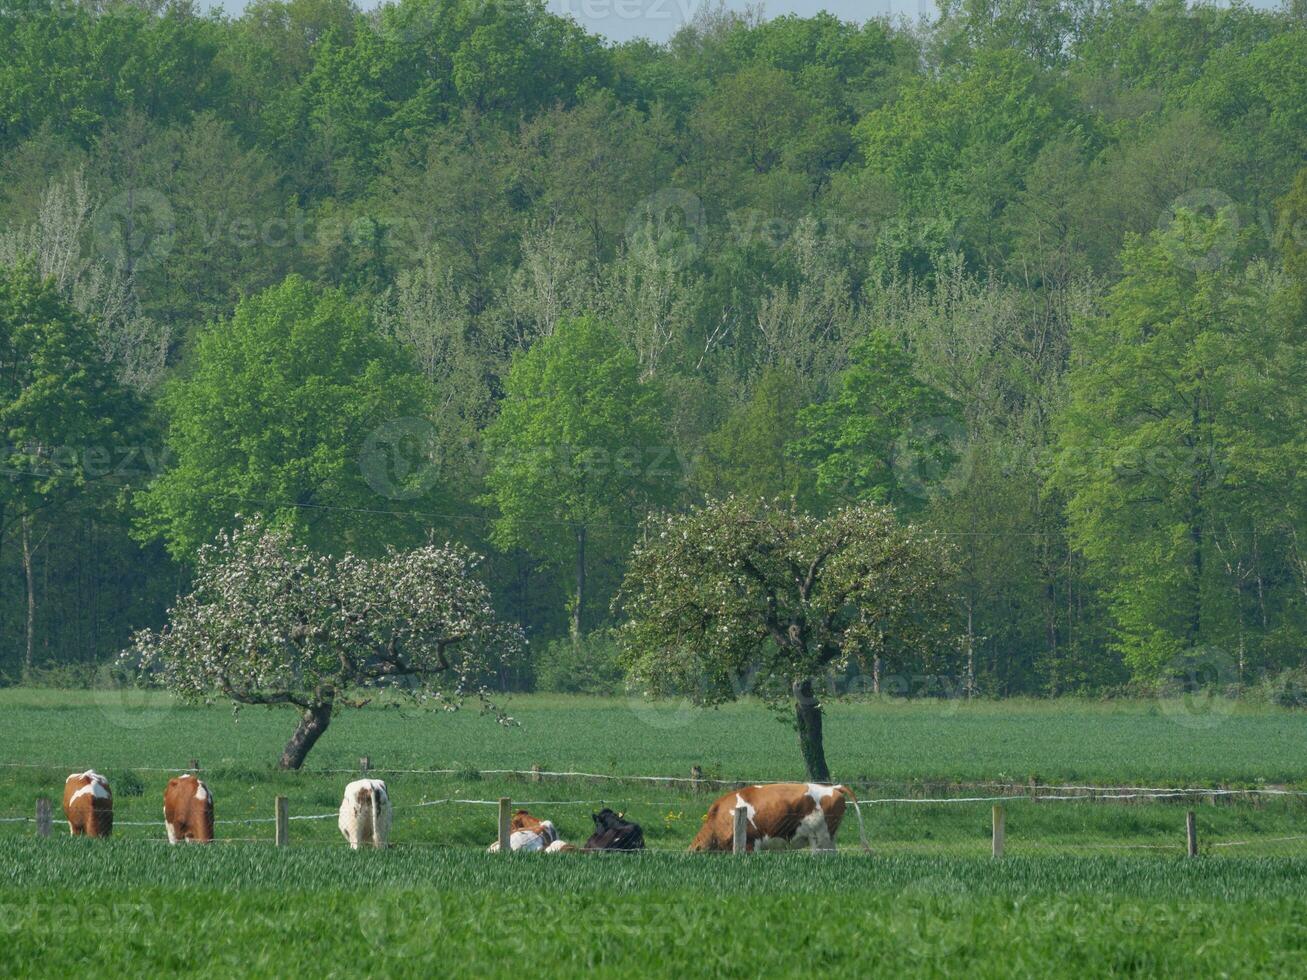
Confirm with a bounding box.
[584,808,644,851]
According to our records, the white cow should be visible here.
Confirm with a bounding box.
[338,779,392,850]
[486,809,574,852]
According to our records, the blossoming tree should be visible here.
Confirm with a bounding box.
[130,517,523,769]
[617,497,955,782]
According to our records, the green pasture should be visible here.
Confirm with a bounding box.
[3,690,1306,977]
[1,688,1304,785]
[3,845,1307,977]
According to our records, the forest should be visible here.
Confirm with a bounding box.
[1,0,1306,699]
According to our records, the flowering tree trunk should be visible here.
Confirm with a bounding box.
[793,678,830,782]
[278,700,334,770]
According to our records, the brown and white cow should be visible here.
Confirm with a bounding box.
[163,774,214,843]
[689,782,867,853]
[486,809,573,852]
[63,770,113,837]
[338,779,392,850]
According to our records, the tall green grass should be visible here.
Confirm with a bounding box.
[3,844,1307,977]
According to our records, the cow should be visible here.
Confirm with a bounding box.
[63,771,112,837]
[163,774,214,843]
[689,783,867,853]
[486,809,572,852]
[338,779,392,850]
[584,808,644,851]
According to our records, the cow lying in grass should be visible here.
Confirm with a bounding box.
[584,808,644,851]
[164,774,214,843]
[63,771,112,837]
[689,783,867,852]
[487,809,575,852]
[339,779,392,850]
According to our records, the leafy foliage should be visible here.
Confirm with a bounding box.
[620,497,955,701]
[1,0,1306,698]
[619,496,954,776]
[130,516,523,766]
[137,275,433,558]
[1053,211,1300,677]
[483,316,670,637]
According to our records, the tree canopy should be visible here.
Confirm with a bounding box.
[483,315,670,640]
[131,516,523,768]
[137,274,434,558]
[618,497,955,779]
[1,0,1306,705]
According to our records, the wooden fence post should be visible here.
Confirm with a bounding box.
[359,756,370,773]
[498,797,512,853]
[35,797,51,838]
[189,759,199,772]
[1186,810,1198,858]
[275,796,289,847]
[733,805,749,854]
[690,765,703,792]
[992,804,1005,859]
[530,764,542,783]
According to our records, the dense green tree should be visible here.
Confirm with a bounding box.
[1281,166,1307,318]
[482,316,670,641]
[1070,0,1280,96]
[687,64,848,217]
[695,368,813,504]
[137,275,433,558]
[0,265,143,673]
[1052,212,1288,677]
[116,112,288,334]
[517,93,675,260]
[0,0,227,151]
[1191,31,1307,208]
[370,115,522,311]
[723,13,901,118]
[791,329,959,510]
[855,49,1084,267]
[219,0,357,151]
[295,0,609,187]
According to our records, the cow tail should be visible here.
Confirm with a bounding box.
[838,785,870,853]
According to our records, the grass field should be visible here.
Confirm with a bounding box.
[4,845,1307,976]
[2,687,1305,784]
[3,690,1306,976]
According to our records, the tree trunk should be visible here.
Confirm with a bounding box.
[22,517,35,679]
[0,502,7,652]
[964,598,976,699]
[1189,500,1204,647]
[571,526,586,644]
[793,678,830,782]
[278,702,333,770]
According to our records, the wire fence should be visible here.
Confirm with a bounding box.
[4,759,1305,857]
[5,759,1304,796]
